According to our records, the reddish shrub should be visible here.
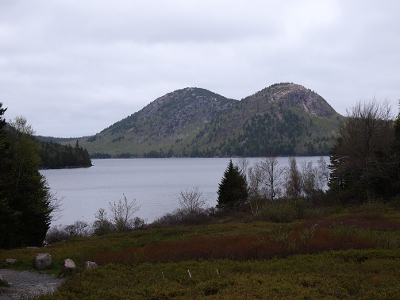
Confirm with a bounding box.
[88,213,391,265]
[302,213,400,230]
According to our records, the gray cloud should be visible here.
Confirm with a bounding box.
[1,0,399,137]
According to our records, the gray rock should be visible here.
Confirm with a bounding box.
[33,253,52,270]
[59,259,77,277]
[84,261,98,270]
[4,259,17,264]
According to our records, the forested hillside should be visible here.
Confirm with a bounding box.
[38,140,92,169]
[75,83,342,157]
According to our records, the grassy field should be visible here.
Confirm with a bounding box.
[2,209,400,299]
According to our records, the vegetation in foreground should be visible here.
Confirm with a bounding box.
[1,206,400,299]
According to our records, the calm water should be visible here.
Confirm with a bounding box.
[40,157,327,226]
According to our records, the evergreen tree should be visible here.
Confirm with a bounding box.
[217,159,248,210]
[0,115,53,248]
[0,103,20,248]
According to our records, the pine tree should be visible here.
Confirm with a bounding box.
[217,159,248,210]
[0,115,52,248]
[0,103,20,248]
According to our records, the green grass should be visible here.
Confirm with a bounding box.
[38,252,400,299]
[1,211,400,299]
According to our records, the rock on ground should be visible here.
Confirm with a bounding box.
[33,253,52,270]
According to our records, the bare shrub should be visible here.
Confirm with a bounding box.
[109,194,140,232]
[64,220,91,237]
[178,187,206,214]
[152,187,212,228]
[47,192,64,222]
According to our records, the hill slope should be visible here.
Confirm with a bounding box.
[78,83,342,157]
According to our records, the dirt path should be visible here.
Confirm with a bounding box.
[0,269,65,299]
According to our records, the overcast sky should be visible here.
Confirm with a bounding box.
[1,0,399,137]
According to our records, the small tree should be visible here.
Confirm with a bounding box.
[217,159,248,210]
[301,161,318,201]
[246,163,264,215]
[284,157,302,200]
[316,156,329,190]
[92,208,113,236]
[260,154,284,201]
[178,187,206,214]
[109,194,140,232]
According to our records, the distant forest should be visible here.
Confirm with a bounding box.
[38,140,92,169]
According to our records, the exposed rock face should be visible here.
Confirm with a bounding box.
[33,253,52,270]
[109,87,237,139]
[243,83,336,118]
[138,87,236,124]
[84,261,98,270]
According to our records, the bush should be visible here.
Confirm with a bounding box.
[92,195,144,235]
[258,199,307,223]
[45,221,91,244]
[152,208,215,228]
[92,208,114,236]
[260,203,297,223]
[109,194,140,232]
[131,216,147,230]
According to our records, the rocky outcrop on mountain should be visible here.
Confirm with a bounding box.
[242,83,336,118]
[101,87,237,140]
[138,88,235,122]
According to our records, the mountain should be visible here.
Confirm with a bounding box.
[76,83,342,157]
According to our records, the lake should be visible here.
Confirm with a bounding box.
[40,157,328,227]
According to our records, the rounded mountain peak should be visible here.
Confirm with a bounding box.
[245,82,337,117]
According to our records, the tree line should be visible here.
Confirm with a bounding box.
[38,140,92,169]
